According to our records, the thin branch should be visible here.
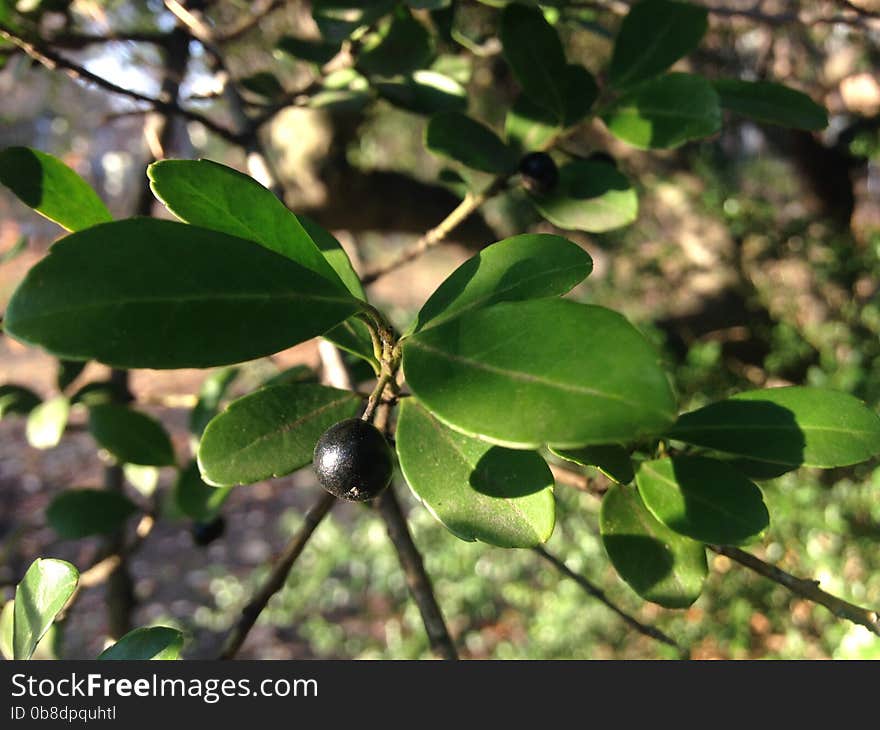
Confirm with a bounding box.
[534,546,686,655]
[361,177,509,286]
[376,487,459,660]
[0,25,242,144]
[710,545,880,637]
[219,492,338,659]
[549,463,608,497]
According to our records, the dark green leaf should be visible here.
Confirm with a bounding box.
[396,400,555,547]
[174,460,231,521]
[426,112,518,174]
[0,384,41,418]
[190,368,240,437]
[4,219,362,369]
[668,386,880,469]
[89,403,175,466]
[404,298,676,448]
[148,160,345,289]
[312,0,397,43]
[713,79,828,131]
[550,444,634,484]
[499,3,567,118]
[309,88,372,112]
[324,318,380,373]
[277,35,340,65]
[13,558,78,660]
[506,95,560,153]
[47,489,138,539]
[375,71,468,115]
[604,73,721,149]
[261,365,317,388]
[636,456,769,546]
[69,380,130,407]
[411,233,592,333]
[239,71,284,99]
[198,383,362,486]
[562,64,598,126]
[600,484,707,608]
[298,215,365,300]
[26,396,68,449]
[98,626,183,660]
[609,0,708,89]
[56,359,87,391]
[357,8,433,77]
[529,159,638,232]
[0,147,111,232]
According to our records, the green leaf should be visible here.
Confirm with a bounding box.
[668,386,880,469]
[0,384,41,418]
[239,71,284,99]
[13,558,78,660]
[713,79,828,131]
[375,70,468,115]
[396,400,555,547]
[299,215,366,300]
[123,463,160,497]
[198,383,362,486]
[561,64,598,126]
[4,219,362,369]
[426,112,518,174]
[506,95,560,153]
[0,600,13,660]
[89,403,175,466]
[26,395,69,449]
[312,0,397,43]
[528,159,638,232]
[56,359,87,391]
[98,626,183,660]
[309,88,372,112]
[550,444,635,484]
[404,298,676,449]
[357,7,433,77]
[69,380,130,407]
[636,456,769,546]
[277,35,340,65]
[609,0,708,89]
[0,147,112,232]
[324,318,380,373]
[261,365,317,388]
[47,489,138,539]
[148,160,346,290]
[499,3,567,119]
[411,233,592,333]
[600,484,707,608]
[174,461,231,521]
[190,367,240,437]
[604,73,721,149]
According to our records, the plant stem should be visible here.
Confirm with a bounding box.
[533,546,686,655]
[376,487,459,660]
[710,545,880,637]
[219,492,338,659]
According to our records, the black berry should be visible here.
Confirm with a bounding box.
[313,418,393,502]
[518,151,559,194]
[192,516,225,546]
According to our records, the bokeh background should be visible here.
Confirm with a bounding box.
[1,0,880,659]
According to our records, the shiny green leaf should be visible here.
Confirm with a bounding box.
[600,484,707,608]
[26,395,69,449]
[404,298,676,449]
[426,112,517,174]
[375,70,468,115]
[669,386,880,469]
[636,457,769,546]
[313,0,396,43]
[713,79,828,131]
[13,558,78,660]
[198,384,362,486]
[550,444,635,484]
[396,400,555,547]
[4,219,362,369]
[190,367,240,437]
[174,460,231,521]
[89,404,175,466]
[411,233,592,333]
[609,0,708,88]
[47,489,138,539]
[604,73,721,149]
[529,159,638,232]
[0,147,111,231]
[98,626,183,660]
[298,215,365,300]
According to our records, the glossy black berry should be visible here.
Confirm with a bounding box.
[192,516,225,546]
[518,151,559,194]
[313,418,393,502]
